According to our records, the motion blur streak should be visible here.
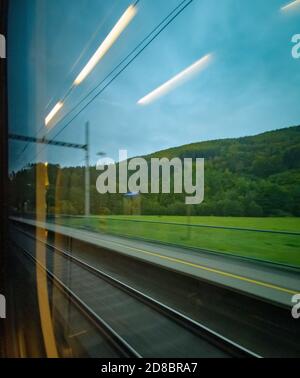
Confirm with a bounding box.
[74,4,137,85]
[35,163,58,357]
[137,53,212,106]
[45,101,63,127]
[281,0,300,11]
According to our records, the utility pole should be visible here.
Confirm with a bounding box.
[85,122,90,217]
[9,128,91,217]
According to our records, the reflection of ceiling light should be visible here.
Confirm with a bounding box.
[74,4,137,85]
[138,54,212,106]
[45,102,64,126]
[281,0,300,11]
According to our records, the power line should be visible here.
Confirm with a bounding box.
[53,0,192,140]
[14,1,140,162]
[19,0,194,167]
[16,0,192,165]
[51,0,193,139]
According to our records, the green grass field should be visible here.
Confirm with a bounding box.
[55,216,300,268]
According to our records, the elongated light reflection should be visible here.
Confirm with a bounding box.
[45,102,64,127]
[137,54,212,106]
[281,0,300,11]
[74,4,137,85]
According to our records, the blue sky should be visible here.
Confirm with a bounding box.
[8,0,300,171]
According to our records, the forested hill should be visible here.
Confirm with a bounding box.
[149,125,300,173]
[10,125,300,217]
[141,125,300,216]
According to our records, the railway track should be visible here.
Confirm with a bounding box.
[11,225,260,358]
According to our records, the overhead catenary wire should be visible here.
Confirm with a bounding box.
[16,0,194,169]
[14,1,141,163]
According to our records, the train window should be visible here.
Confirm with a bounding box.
[1,0,300,361]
